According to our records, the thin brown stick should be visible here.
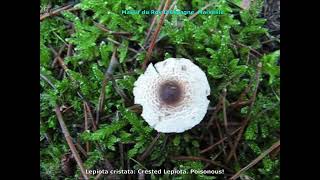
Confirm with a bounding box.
[215,120,227,156]
[105,158,119,179]
[93,21,132,36]
[106,38,139,53]
[138,133,162,161]
[110,75,131,105]
[237,77,255,104]
[221,88,237,161]
[96,49,118,125]
[171,156,233,172]
[67,44,73,57]
[119,143,125,169]
[188,1,217,20]
[200,127,241,154]
[144,0,166,46]
[93,142,117,171]
[51,45,66,68]
[270,145,280,159]
[40,3,75,21]
[164,0,178,19]
[75,141,88,158]
[222,88,228,130]
[234,41,263,57]
[207,95,224,128]
[144,0,177,48]
[261,38,279,45]
[84,102,97,131]
[40,118,52,143]
[146,0,177,47]
[83,102,90,153]
[55,106,89,179]
[40,73,55,89]
[94,173,102,180]
[226,62,262,163]
[96,77,109,126]
[142,0,171,70]
[49,46,69,72]
[229,140,280,180]
[126,36,163,62]
[229,100,251,109]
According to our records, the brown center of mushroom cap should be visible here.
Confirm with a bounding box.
[159,81,183,106]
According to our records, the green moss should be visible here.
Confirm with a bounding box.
[40,0,280,179]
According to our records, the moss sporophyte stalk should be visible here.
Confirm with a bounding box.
[121,10,224,15]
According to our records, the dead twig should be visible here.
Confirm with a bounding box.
[126,37,163,62]
[40,3,75,21]
[94,173,103,180]
[52,44,67,68]
[222,88,228,130]
[188,1,217,20]
[40,118,52,143]
[164,0,178,19]
[229,100,251,109]
[207,94,224,128]
[142,0,171,70]
[110,75,132,105]
[236,78,255,105]
[270,145,280,159]
[106,38,139,53]
[229,140,280,180]
[221,88,237,161]
[96,49,119,125]
[55,106,89,179]
[40,73,55,89]
[138,133,162,162]
[49,46,69,72]
[67,44,73,57]
[119,143,125,169]
[215,119,227,156]
[75,141,88,158]
[83,102,90,153]
[234,41,263,57]
[105,158,119,179]
[226,62,262,163]
[144,0,177,47]
[200,127,241,154]
[93,21,132,36]
[94,156,119,179]
[144,0,166,46]
[84,101,97,131]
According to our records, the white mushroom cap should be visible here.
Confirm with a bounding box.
[133,58,210,133]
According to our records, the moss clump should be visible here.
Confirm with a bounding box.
[40,0,280,179]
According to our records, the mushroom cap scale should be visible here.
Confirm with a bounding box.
[133,58,210,133]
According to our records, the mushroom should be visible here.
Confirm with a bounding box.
[133,58,210,133]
